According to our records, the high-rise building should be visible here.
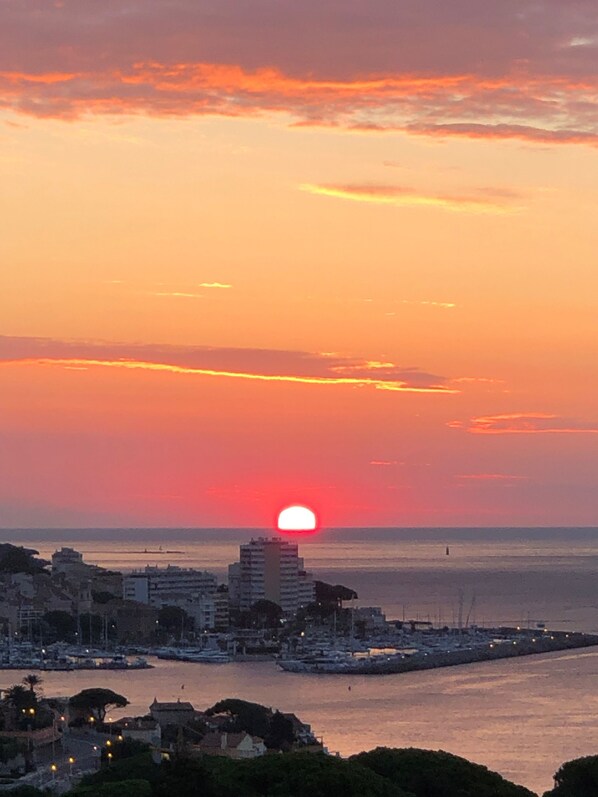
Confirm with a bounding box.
[238,537,303,615]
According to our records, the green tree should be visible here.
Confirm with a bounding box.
[5,684,36,712]
[543,755,598,796]
[155,758,220,797]
[75,752,157,790]
[70,779,152,797]
[206,699,271,738]
[314,581,358,604]
[0,545,46,575]
[264,710,295,751]
[92,591,117,605]
[79,613,105,645]
[43,610,77,642]
[0,737,26,764]
[157,606,189,636]
[249,599,283,628]
[211,752,408,797]
[69,688,128,722]
[351,748,535,797]
[100,738,150,764]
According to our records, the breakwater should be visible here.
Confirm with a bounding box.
[279,630,598,675]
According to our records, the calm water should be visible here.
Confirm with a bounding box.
[1,527,598,794]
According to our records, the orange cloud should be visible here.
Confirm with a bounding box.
[10,356,456,393]
[3,2,598,146]
[0,61,597,149]
[299,183,523,213]
[0,335,456,394]
[450,413,598,434]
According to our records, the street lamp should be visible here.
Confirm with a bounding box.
[50,764,57,782]
[68,756,75,777]
[107,752,113,765]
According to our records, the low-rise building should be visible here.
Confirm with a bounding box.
[123,566,218,607]
[121,718,162,748]
[354,606,387,631]
[150,699,196,728]
[198,731,266,759]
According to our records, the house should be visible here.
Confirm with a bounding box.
[149,699,195,728]
[199,731,266,759]
[121,718,162,747]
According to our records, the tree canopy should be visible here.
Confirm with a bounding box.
[43,610,77,642]
[0,544,46,575]
[249,599,283,628]
[69,688,128,722]
[206,698,272,739]
[208,752,408,797]
[314,581,358,603]
[543,755,598,796]
[351,748,535,797]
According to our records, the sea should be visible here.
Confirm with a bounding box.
[2,526,598,795]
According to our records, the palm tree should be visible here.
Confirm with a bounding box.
[22,674,42,695]
[5,684,30,711]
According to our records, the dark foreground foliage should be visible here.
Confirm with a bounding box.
[209,752,410,797]
[350,747,536,797]
[16,745,598,797]
[542,755,598,796]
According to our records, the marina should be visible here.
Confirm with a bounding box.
[0,644,152,671]
[277,628,598,674]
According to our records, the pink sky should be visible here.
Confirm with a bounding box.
[1,1,597,527]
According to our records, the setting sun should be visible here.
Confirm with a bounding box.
[277,505,317,531]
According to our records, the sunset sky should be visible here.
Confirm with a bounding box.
[1,1,598,527]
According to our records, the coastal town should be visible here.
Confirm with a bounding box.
[0,540,596,676]
[0,538,596,795]
[0,675,322,792]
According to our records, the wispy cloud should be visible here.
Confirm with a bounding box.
[199,282,232,289]
[449,413,598,435]
[151,291,204,299]
[399,300,456,309]
[456,473,527,481]
[299,183,521,213]
[0,335,457,394]
[369,460,400,467]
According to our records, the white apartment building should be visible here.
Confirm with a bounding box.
[154,593,217,631]
[298,565,316,607]
[238,537,304,615]
[123,565,218,606]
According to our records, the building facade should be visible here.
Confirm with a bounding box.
[238,537,302,615]
[123,566,218,606]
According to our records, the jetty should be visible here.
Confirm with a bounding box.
[278,629,598,674]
